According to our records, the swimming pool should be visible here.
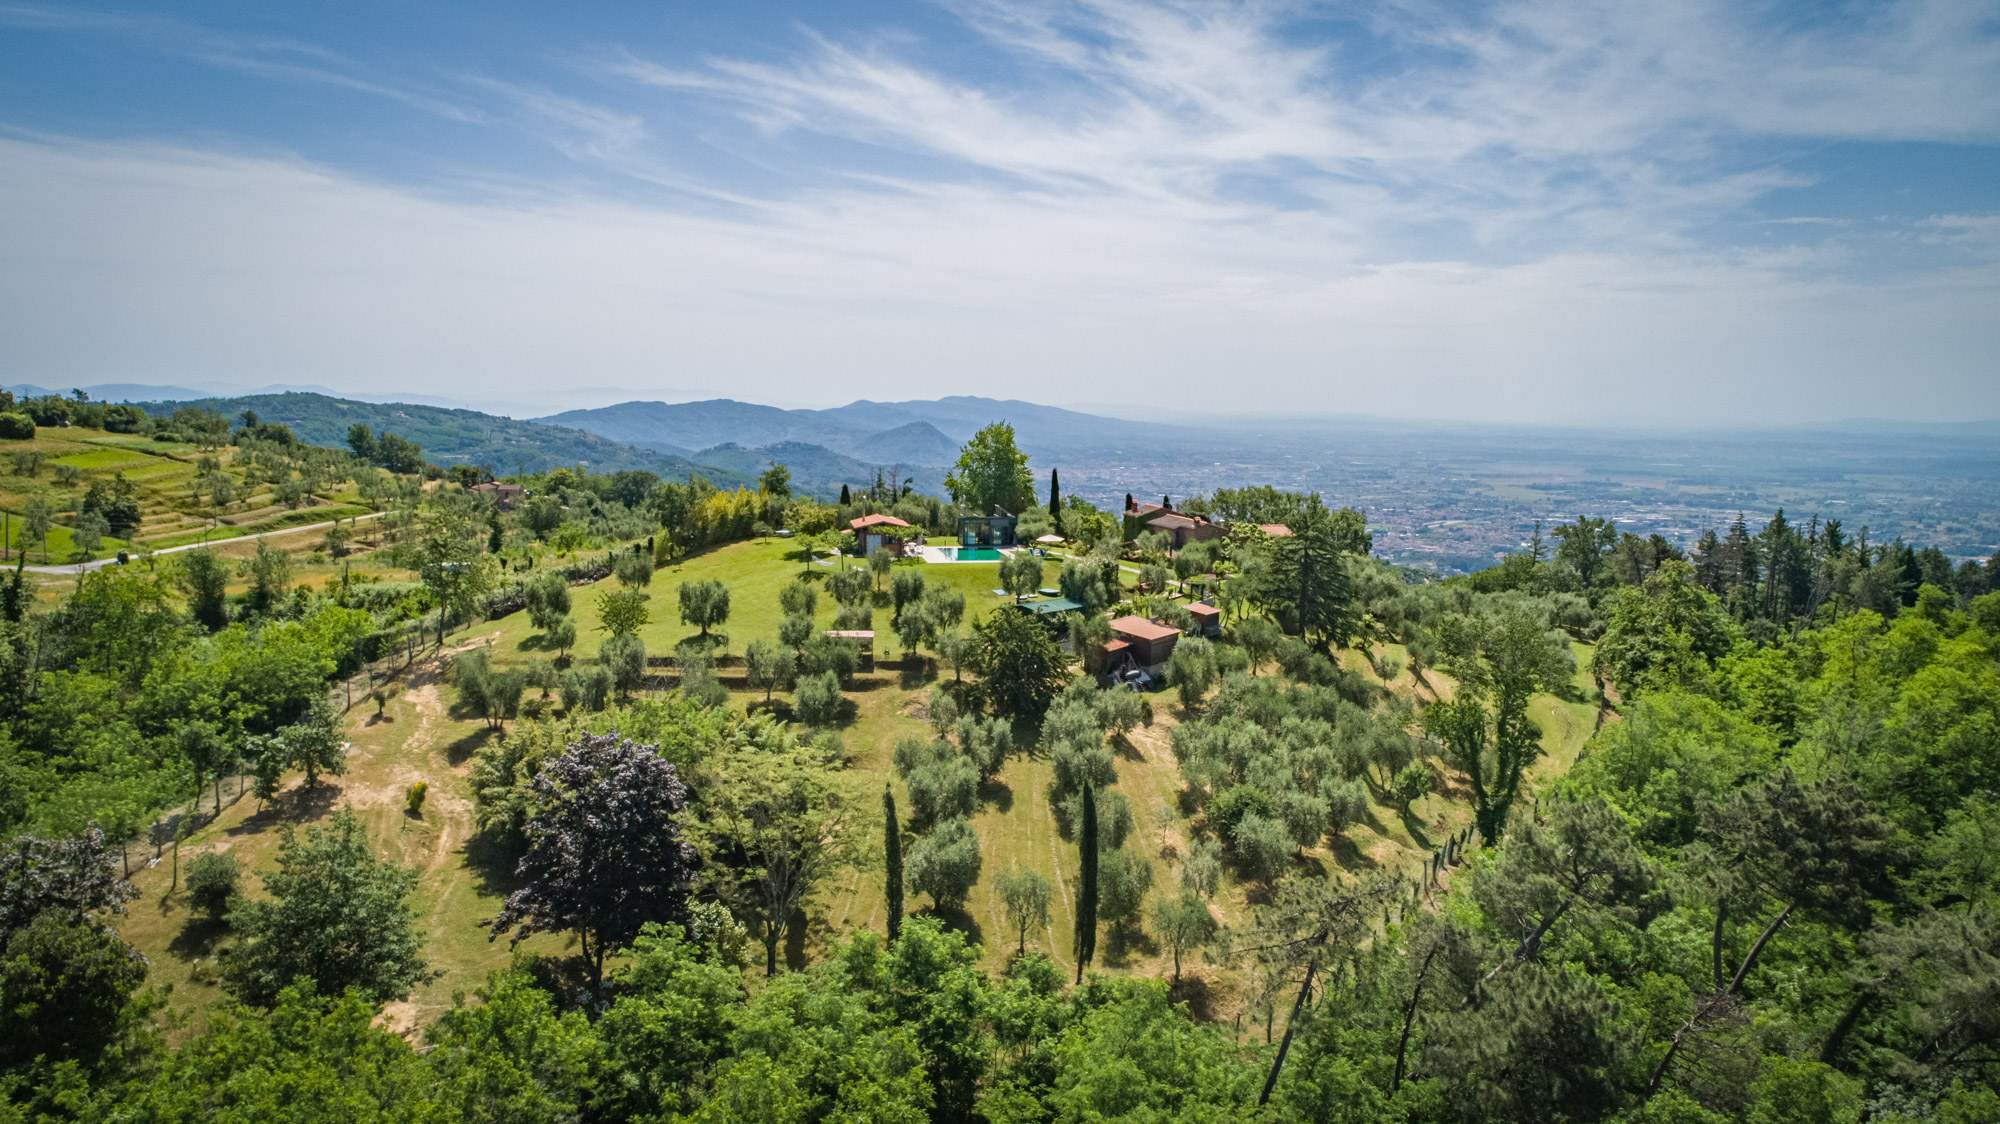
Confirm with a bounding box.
[934,546,1004,561]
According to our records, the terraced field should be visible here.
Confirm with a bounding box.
[3,427,371,564]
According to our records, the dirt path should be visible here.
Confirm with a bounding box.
[22,511,388,574]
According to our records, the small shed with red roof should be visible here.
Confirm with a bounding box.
[850,513,914,556]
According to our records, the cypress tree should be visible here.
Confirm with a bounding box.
[1075,780,1098,983]
[1,561,22,623]
[839,483,851,506]
[1048,468,1061,521]
[883,786,903,942]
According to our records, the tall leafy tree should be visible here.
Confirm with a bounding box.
[698,741,856,977]
[971,605,1068,720]
[1551,516,1618,590]
[1591,560,1738,698]
[225,810,433,1006]
[1427,607,1575,840]
[418,497,488,631]
[944,422,1034,515]
[177,546,229,631]
[491,732,695,989]
[0,909,148,1069]
[1265,495,1362,652]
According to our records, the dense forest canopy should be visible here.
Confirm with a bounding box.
[2,402,1999,1123]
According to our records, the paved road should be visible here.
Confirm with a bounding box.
[15,511,387,575]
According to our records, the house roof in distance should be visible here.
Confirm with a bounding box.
[1109,615,1181,642]
[1187,603,1221,620]
[849,514,910,530]
[1258,523,1293,537]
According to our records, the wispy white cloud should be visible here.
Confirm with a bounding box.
[0,3,483,122]
[0,1,1996,421]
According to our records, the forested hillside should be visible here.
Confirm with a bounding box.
[135,392,755,484]
[2,410,1997,1123]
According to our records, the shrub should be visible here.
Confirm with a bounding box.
[1207,783,1274,842]
[1058,787,1133,846]
[1050,739,1116,799]
[794,670,844,727]
[184,852,241,921]
[406,781,428,816]
[1234,811,1294,882]
[1096,846,1154,931]
[560,665,612,712]
[800,634,859,682]
[0,413,35,440]
[613,551,654,588]
[1391,761,1433,812]
[907,817,982,910]
[905,755,980,827]
[600,635,647,697]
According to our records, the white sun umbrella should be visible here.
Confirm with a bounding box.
[1036,534,1065,544]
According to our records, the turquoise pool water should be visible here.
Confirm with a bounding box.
[935,546,1004,561]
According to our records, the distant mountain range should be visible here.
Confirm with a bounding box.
[538,395,1191,462]
[132,392,752,485]
[116,391,987,501]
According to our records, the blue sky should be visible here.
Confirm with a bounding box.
[1,0,1996,422]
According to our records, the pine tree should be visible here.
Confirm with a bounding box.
[883,786,903,943]
[1076,780,1098,983]
[1049,467,1061,521]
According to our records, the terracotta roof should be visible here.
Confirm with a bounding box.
[1187,603,1221,619]
[1258,523,1294,537]
[1131,503,1167,517]
[1147,512,1204,531]
[1102,639,1130,652]
[1109,615,1181,642]
[850,514,911,530]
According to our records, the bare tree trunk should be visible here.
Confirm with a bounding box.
[1648,902,1795,1096]
[1259,959,1317,1106]
[1394,945,1441,1088]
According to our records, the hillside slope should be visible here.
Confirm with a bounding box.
[138,393,755,485]
[690,441,947,500]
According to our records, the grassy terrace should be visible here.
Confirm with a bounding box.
[3,428,369,564]
[110,528,1610,1037]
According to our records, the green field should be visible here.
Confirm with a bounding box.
[116,532,1606,1033]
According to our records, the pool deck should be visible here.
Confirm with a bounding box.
[914,544,1024,563]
